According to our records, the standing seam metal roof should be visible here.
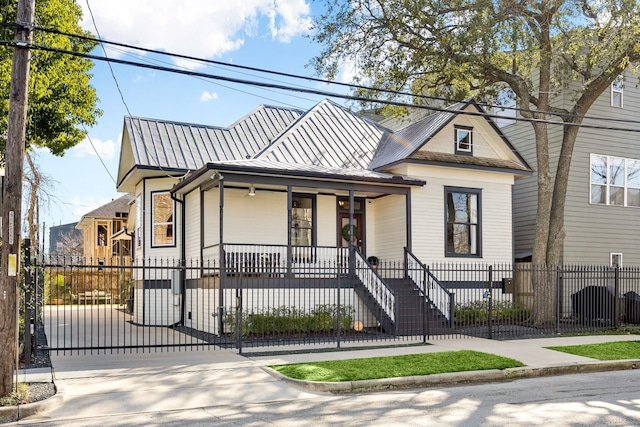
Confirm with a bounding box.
[369,102,465,170]
[257,100,388,170]
[124,105,303,170]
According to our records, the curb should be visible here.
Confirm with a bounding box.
[0,380,66,424]
[265,359,640,393]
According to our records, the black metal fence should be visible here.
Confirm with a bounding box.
[19,252,640,360]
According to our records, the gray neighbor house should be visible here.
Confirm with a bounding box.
[502,69,640,267]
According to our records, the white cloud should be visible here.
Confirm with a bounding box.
[200,90,219,102]
[70,195,113,219]
[72,137,116,160]
[80,1,312,69]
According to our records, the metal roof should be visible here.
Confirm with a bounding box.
[124,105,304,170]
[172,158,425,195]
[256,100,390,170]
[209,158,417,180]
[369,101,467,170]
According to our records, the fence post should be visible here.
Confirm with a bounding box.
[23,239,33,365]
[556,266,561,334]
[614,265,620,328]
[423,264,427,343]
[336,262,341,349]
[488,265,493,340]
[236,276,243,354]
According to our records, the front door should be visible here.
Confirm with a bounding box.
[339,213,363,252]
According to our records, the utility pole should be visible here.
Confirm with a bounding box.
[0,0,35,397]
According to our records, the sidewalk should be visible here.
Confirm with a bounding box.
[3,334,639,423]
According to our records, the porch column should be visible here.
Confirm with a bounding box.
[286,186,292,277]
[349,190,355,278]
[405,188,412,252]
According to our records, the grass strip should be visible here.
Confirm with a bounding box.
[546,340,640,361]
[269,350,524,382]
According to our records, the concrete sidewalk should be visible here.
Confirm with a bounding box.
[3,334,640,423]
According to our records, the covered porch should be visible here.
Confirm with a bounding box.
[166,161,449,339]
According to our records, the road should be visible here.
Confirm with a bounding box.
[12,370,640,426]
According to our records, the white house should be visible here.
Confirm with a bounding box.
[115,99,532,336]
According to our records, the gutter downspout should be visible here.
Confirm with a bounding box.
[171,192,186,326]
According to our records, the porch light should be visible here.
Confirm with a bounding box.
[248,185,256,196]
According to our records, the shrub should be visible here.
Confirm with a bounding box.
[231,304,355,337]
[454,300,530,327]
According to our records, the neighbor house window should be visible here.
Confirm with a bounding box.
[290,195,315,246]
[590,154,640,207]
[455,126,473,155]
[97,224,107,247]
[445,187,481,257]
[152,191,174,246]
[611,75,623,108]
[610,253,623,268]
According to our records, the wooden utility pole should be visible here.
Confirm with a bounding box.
[0,0,35,397]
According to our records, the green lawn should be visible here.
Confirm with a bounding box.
[546,340,640,360]
[269,350,524,382]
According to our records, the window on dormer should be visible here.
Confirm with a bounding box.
[455,126,473,155]
[611,75,623,108]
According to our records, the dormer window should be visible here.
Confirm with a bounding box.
[455,126,473,155]
[611,75,623,108]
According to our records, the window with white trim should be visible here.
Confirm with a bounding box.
[455,126,473,155]
[590,154,640,207]
[610,253,622,268]
[611,75,623,108]
[152,191,174,246]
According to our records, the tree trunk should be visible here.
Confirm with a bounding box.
[546,122,581,265]
[529,16,557,327]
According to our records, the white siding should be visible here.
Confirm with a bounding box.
[405,163,514,264]
[203,189,219,249]
[422,105,523,163]
[369,194,407,261]
[142,177,182,263]
[184,190,201,262]
[223,189,287,244]
[317,194,337,246]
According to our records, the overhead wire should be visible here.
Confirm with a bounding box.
[16,22,640,128]
[3,39,640,133]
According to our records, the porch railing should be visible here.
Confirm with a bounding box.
[405,249,454,322]
[354,249,396,323]
[222,243,349,277]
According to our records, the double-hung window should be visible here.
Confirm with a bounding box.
[591,154,640,207]
[611,75,623,108]
[152,191,174,246]
[445,187,481,257]
[455,126,473,155]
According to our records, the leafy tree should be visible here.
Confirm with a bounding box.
[311,0,640,325]
[0,0,101,156]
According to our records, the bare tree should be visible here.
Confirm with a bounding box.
[23,151,57,255]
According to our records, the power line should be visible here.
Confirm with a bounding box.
[3,39,640,134]
[16,22,640,128]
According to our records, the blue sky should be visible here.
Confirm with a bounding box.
[35,0,352,241]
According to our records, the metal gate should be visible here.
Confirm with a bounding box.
[27,255,226,355]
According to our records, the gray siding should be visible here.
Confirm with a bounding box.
[504,68,640,264]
